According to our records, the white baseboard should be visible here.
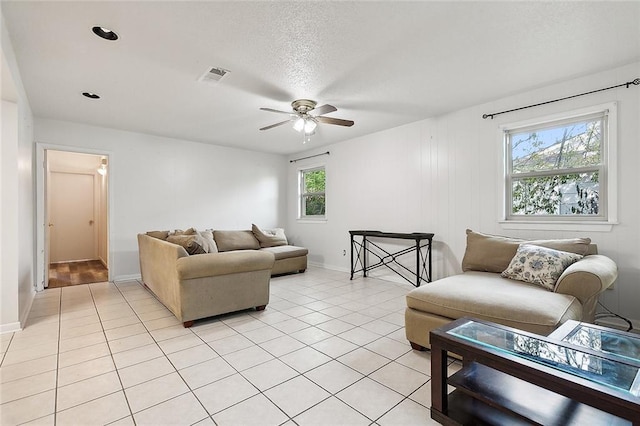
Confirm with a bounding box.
[113,274,141,283]
[0,322,22,334]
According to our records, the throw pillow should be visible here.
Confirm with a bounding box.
[171,228,197,236]
[461,229,592,273]
[167,234,206,255]
[213,230,261,252]
[252,224,288,248]
[198,230,218,253]
[501,244,583,291]
[146,230,169,240]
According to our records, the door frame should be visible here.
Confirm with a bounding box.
[36,143,113,290]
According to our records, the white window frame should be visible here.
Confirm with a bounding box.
[500,102,617,232]
[298,165,326,221]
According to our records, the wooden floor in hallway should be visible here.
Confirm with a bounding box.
[48,259,108,288]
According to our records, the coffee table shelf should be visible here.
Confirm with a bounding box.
[430,318,640,425]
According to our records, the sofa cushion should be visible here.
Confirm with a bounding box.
[198,230,218,253]
[260,245,308,260]
[146,230,169,240]
[252,224,288,248]
[461,229,591,273]
[214,230,260,252]
[501,244,583,290]
[167,234,207,255]
[406,271,582,329]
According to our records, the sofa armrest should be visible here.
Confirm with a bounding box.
[176,251,275,280]
[554,254,617,321]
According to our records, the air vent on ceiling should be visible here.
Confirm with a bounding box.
[198,66,230,84]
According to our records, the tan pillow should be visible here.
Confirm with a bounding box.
[252,224,288,248]
[198,230,218,253]
[171,228,197,236]
[166,234,206,255]
[213,230,260,252]
[146,230,169,240]
[461,229,591,273]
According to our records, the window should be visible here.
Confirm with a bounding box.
[299,166,326,219]
[504,104,616,223]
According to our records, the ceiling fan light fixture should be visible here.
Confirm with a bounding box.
[304,119,317,134]
[293,117,305,132]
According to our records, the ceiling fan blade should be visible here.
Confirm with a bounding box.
[260,107,293,115]
[313,104,337,116]
[259,119,292,131]
[316,116,355,127]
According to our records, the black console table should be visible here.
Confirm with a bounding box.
[349,230,434,287]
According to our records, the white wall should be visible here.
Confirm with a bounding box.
[287,61,640,323]
[1,14,36,332]
[34,119,288,281]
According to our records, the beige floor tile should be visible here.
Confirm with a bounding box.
[364,336,411,360]
[304,360,364,394]
[136,306,173,322]
[101,315,142,331]
[104,323,148,341]
[166,343,218,370]
[98,306,136,321]
[1,341,59,366]
[57,355,115,387]
[0,354,57,384]
[112,343,164,369]
[222,345,274,371]
[264,375,330,417]
[259,335,306,357]
[106,415,135,426]
[340,312,376,326]
[293,396,371,425]
[311,335,358,358]
[377,397,439,425]
[280,346,332,373]
[118,356,176,389]
[289,327,333,345]
[149,324,194,342]
[338,327,381,346]
[192,322,238,342]
[369,361,430,396]
[338,348,391,375]
[212,393,288,426]
[8,333,58,352]
[0,389,55,425]
[59,331,106,353]
[144,315,182,331]
[56,371,123,411]
[192,417,215,426]
[241,325,285,344]
[58,342,111,369]
[271,318,311,334]
[336,378,404,420]
[194,373,259,414]
[21,413,55,425]
[395,348,431,375]
[133,392,209,425]
[55,391,131,426]
[157,333,203,354]
[207,334,253,355]
[408,381,430,407]
[242,358,299,391]
[0,370,57,404]
[297,311,334,325]
[124,372,190,413]
[316,319,356,335]
[59,322,103,340]
[108,332,155,354]
[360,319,401,336]
[178,357,235,390]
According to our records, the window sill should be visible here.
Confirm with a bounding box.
[297,218,327,224]
[499,220,616,232]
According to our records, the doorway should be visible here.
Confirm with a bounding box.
[45,150,109,288]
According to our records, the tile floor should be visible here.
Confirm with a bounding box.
[1,266,457,425]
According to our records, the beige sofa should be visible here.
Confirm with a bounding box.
[405,230,618,350]
[137,226,308,327]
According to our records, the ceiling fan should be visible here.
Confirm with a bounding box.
[259,99,354,142]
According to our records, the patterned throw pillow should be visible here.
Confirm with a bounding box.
[501,244,583,291]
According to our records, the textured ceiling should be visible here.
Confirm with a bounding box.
[2,1,639,155]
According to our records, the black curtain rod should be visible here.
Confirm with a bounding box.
[483,78,640,119]
[290,151,330,163]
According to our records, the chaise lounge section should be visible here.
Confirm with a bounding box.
[405,230,618,350]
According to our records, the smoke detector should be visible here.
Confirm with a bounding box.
[198,66,230,84]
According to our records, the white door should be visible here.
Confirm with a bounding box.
[49,172,95,262]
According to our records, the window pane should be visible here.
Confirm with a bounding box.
[511,119,601,173]
[304,195,325,216]
[304,169,325,193]
[511,172,599,216]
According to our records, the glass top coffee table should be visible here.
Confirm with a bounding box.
[429,318,640,425]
